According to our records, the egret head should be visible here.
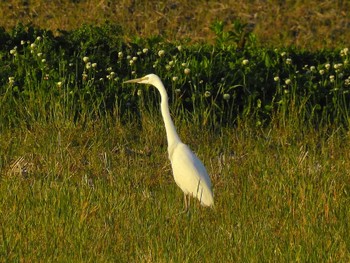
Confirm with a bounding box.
[123,74,161,86]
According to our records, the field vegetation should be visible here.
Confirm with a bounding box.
[1,0,350,49]
[0,1,350,262]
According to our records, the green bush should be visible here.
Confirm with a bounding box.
[0,22,349,129]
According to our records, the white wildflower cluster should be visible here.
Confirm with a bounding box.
[285,58,292,65]
[333,63,343,74]
[9,46,17,56]
[242,59,249,66]
[8,76,15,85]
[204,91,211,97]
[83,56,97,70]
[223,93,231,100]
[158,50,165,57]
[340,47,348,57]
[129,56,138,66]
[344,76,350,86]
[285,79,291,85]
[166,60,175,71]
[106,71,116,80]
[184,68,191,75]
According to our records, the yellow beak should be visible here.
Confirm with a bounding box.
[123,76,149,84]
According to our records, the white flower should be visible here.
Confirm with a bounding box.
[286,58,292,65]
[137,51,142,56]
[56,81,62,87]
[280,52,287,57]
[41,59,46,63]
[172,76,178,81]
[340,47,348,57]
[142,48,148,54]
[20,40,26,45]
[129,60,134,66]
[37,52,42,57]
[118,51,123,58]
[86,62,92,69]
[177,45,182,51]
[204,91,211,97]
[82,72,88,80]
[9,49,17,55]
[106,67,112,72]
[319,69,325,75]
[126,55,131,60]
[36,36,42,41]
[345,78,350,86]
[158,50,165,57]
[310,66,316,72]
[274,76,280,82]
[92,63,97,68]
[8,76,15,84]
[168,60,174,66]
[334,63,342,69]
[184,68,191,75]
[83,56,89,63]
[181,63,187,67]
[137,89,142,96]
[223,93,231,100]
[325,63,331,70]
[242,59,249,66]
[132,56,138,61]
[165,65,171,70]
[285,79,291,85]
[329,75,335,83]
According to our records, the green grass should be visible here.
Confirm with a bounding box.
[1,111,350,261]
[0,24,350,261]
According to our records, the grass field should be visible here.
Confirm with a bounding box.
[1,111,350,261]
[1,0,350,49]
[1,1,350,262]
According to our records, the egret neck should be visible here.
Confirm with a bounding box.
[153,77,181,148]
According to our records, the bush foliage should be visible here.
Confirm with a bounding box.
[0,22,349,129]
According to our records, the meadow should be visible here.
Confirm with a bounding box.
[0,18,350,262]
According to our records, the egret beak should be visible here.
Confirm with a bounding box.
[123,76,149,84]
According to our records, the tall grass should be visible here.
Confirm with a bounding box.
[0,25,350,261]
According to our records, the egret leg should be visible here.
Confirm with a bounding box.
[184,193,188,212]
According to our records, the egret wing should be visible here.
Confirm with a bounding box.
[169,142,214,206]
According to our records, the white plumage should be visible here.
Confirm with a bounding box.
[124,74,214,209]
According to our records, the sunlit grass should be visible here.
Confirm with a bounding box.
[1,0,350,49]
[1,113,350,261]
[0,24,350,261]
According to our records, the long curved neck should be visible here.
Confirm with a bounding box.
[154,79,181,147]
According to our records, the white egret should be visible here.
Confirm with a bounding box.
[124,74,214,210]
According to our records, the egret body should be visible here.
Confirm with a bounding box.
[124,74,214,209]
